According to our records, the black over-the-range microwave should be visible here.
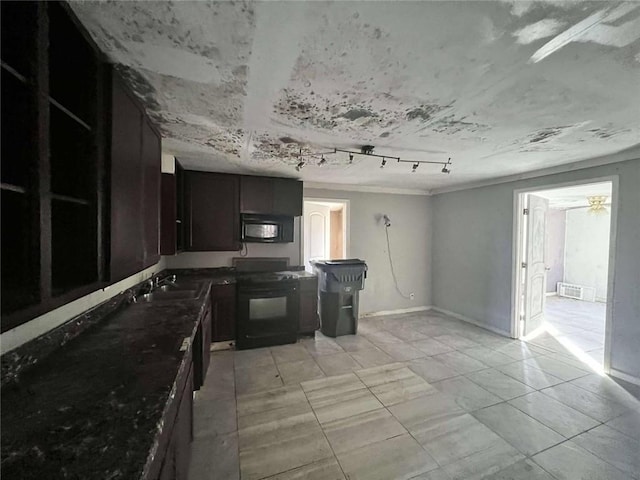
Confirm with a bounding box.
[240,214,295,243]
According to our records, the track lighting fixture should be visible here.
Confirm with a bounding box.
[293,147,453,174]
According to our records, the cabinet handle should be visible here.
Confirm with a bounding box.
[189,196,193,248]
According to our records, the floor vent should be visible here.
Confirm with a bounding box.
[557,282,596,302]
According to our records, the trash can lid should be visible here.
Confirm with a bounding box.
[315,258,366,265]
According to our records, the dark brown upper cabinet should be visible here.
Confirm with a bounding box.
[160,161,185,256]
[240,176,303,217]
[1,1,108,331]
[184,171,240,251]
[109,69,161,282]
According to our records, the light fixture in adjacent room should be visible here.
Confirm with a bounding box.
[587,195,608,215]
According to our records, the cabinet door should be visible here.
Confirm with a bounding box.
[160,173,176,255]
[273,178,303,216]
[110,76,143,282]
[240,176,273,214]
[212,284,236,342]
[299,290,319,334]
[202,303,212,381]
[174,367,193,480]
[185,172,240,251]
[141,118,160,268]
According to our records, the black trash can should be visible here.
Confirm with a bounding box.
[312,259,368,337]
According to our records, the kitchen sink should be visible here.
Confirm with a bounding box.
[136,281,207,303]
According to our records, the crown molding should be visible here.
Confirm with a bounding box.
[429,148,640,196]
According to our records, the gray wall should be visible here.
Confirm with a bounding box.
[305,188,432,315]
[564,208,611,302]
[431,157,640,379]
[545,209,566,293]
[164,218,302,268]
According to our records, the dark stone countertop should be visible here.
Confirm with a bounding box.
[1,282,211,480]
[168,267,317,285]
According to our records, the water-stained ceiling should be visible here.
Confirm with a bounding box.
[70,0,640,190]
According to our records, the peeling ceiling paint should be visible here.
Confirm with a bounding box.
[69,0,640,190]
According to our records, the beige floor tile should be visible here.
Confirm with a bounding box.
[377,342,428,361]
[465,368,535,400]
[315,352,363,376]
[540,382,630,422]
[363,329,405,345]
[234,347,274,370]
[497,361,564,390]
[473,403,564,456]
[302,338,345,357]
[410,338,454,356]
[336,434,438,480]
[532,441,631,480]
[322,408,407,454]
[301,373,366,403]
[334,334,376,352]
[239,428,333,480]
[409,469,452,480]
[524,356,590,381]
[416,413,511,466]
[277,358,325,384]
[408,357,460,383]
[388,392,465,435]
[370,373,436,406]
[433,333,479,349]
[237,384,307,417]
[442,441,523,480]
[509,391,600,438]
[432,376,502,411]
[348,346,395,368]
[570,374,640,410]
[271,343,312,364]
[355,363,413,387]
[235,363,283,395]
[494,342,551,361]
[461,346,518,367]
[432,351,488,374]
[237,401,316,446]
[482,459,554,480]
[311,387,383,425]
[606,410,640,438]
[572,425,640,478]
[189,432,239,480]
[193,396,237,439]
[264,458,345,480]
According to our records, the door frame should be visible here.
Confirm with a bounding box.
[301,197,350,265]
[510,175,619,373]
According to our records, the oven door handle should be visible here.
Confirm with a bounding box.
[239,286,297,297]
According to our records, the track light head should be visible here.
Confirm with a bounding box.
[348,153,354,164]
[441,166,450,174]
[318,155,326,166]
[361,145,375,155]
[412,163,419,173]
[296,161,305,171]
[380,158,387,169]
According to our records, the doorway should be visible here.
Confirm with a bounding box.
[302,199,349,273]
[513,178,617,373]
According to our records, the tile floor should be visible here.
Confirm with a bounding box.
[189,310,640,480]
[544,297,605,365]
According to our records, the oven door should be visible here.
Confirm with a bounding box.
[237,283,299,349]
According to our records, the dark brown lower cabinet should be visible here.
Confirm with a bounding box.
[211,284,236,342]
[158,365,193,480]
[299,278,319,334]
[193,300,212,390]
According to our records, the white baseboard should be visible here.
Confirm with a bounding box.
[609,368,640,387]
[545,292,557,297]
[430,307,514,338]
[361,306,432,318]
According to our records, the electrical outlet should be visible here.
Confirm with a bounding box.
[409,293,415,300]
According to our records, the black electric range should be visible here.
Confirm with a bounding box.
[233,258,301,350]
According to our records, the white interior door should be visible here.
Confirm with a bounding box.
[303,202,331,272]
[523,194,549,336]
